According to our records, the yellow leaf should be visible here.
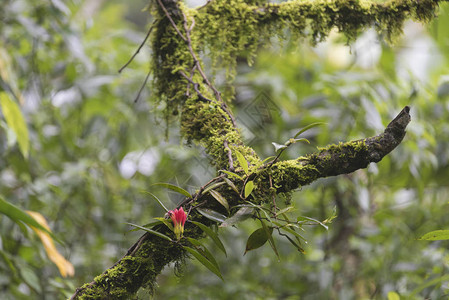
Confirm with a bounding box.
[26,211,74,277]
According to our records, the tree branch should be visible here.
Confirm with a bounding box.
[266,106,411,193]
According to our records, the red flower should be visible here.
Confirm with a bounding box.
[169,207,187,240]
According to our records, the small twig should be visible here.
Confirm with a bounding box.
[155,0,187,42]
[118,24,155,73]
[269,174,277,218]
[134,69,152,103]
[224,140,234,171]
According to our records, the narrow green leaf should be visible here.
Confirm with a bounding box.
[186,237,219,269]
[298,215,329,230]
[285,235,306,253]
[272,142,287,152]
[192,221,227,256]
[183,246,223,280]
[222,177,239,194]
[209,190,229,212]
[244,181,255,198]
[0,92,29,158]
[152,183,191,198]
[275,206,295,216]
[273,221,306,242]
[322,206,338,224]
[410,274,449,296]
[197,208,227,223]
[0,196,58,241]
[126,222,173,242]
[220,207,254,227]
[141,191,169,212]
[128,220,162,232]
[234,150,249,175]
[293,122,326,138]
[418,230,449,241]
[244,227,272,255]
[202,182,225,195]
[262,156,276,164]
[219,170,243,181]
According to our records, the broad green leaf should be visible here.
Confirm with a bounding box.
[387,291,400,300]
[186,237,220,269]
[260,220,279,260]
[234,150,249,175]
[219,170,243,181]
[192,221,227,256]
[272,142,287,152]
[0,196,59,241]
[197,208,227,223]
[244,226,273,255]
[152,183,191,198]
[202,182,225,195]
[222,177,239,194]
[209,190,229,212]
[244,181,255,198]
[141,191,169,212]
[183,246,223,280]
[126,222,173,242]
[220,207,254,227]
[293,122,326,138]
[0,92,29,158]
[418,230,449,241]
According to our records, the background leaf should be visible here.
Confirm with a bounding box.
[0,92,29,158]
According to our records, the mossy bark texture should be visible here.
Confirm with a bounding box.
[71,0,440,297]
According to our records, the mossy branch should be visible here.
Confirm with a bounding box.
[264,106,411,193]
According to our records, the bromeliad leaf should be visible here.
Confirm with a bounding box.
[293,122,326,138]
[197,208,227,223]
[141,191,169,212]
[126,222,173,242]
[234,150,249,175]
[183,246,223,280]
[222,177,239,194]
[209,190,229,213]
[191,221,227,256]
[186,237,220,269]
[418,230,449,241]
[202,182,225,195]
[151,183,192,198]
[244,226,273,255]
[244,181,255,198]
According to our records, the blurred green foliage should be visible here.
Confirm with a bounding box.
[1,0,449,299]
